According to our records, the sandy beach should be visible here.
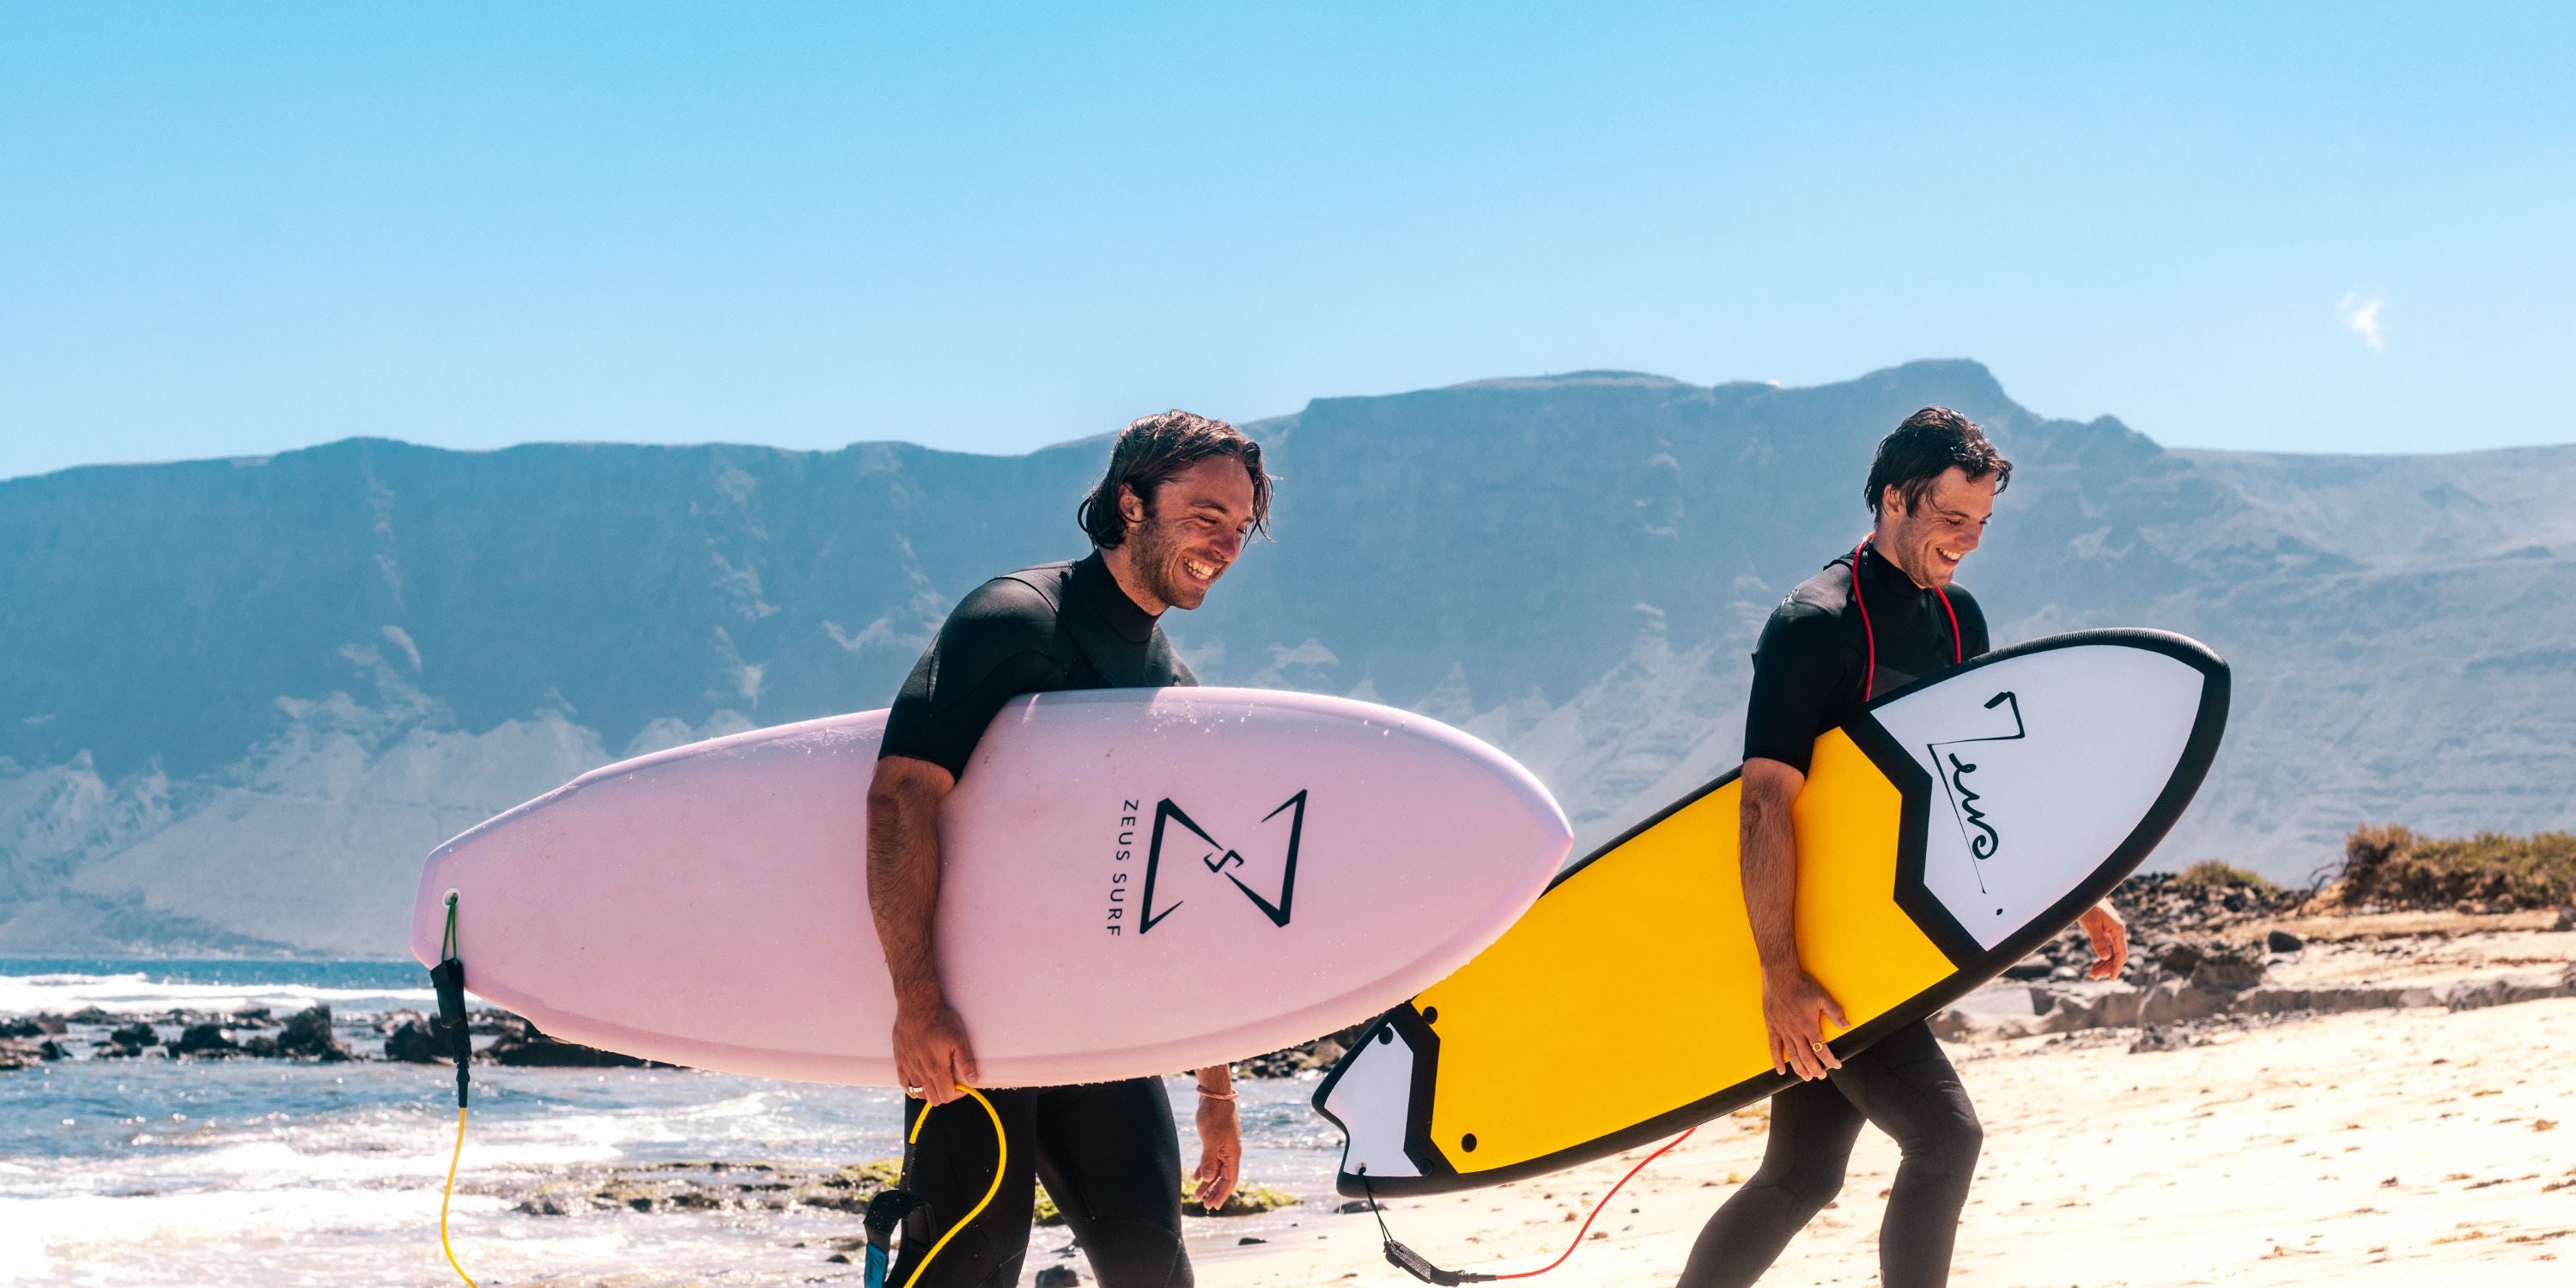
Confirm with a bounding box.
[9,914,2573,1285]
[1198,939,2576,1288]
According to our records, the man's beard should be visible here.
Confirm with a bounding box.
[1128,521,1200,610]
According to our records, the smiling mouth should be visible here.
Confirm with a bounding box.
[1183,556,1224,584]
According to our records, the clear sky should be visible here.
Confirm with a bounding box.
[3,3,2569,480]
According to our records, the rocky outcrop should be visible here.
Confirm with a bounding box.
[1934,964,2576,1043]
[1233,1024,1364,1078]
[378,1010,443,1063]
[0,1036,68,1070]
[94,1020,159,1057]
[483,1016,665,1068]
[168,1021,246,1058]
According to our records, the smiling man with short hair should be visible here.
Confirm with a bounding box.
[1680,407,2129,1288]
[866,410,1272,1288]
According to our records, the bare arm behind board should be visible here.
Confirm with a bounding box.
[866,752,979,1103]
[1741,755,1848,1081]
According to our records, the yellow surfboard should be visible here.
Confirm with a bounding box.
[1315,630,2227,1196]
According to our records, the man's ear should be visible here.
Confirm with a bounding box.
[1118,483,1145,532]
[1878,483,1906,520]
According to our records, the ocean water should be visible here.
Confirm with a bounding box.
[1,960,1347,1286]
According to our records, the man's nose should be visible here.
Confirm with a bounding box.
[1210,530,1242,562]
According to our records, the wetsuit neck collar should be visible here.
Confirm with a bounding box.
[1855,538,1931,596]
[1072,550,1158,644]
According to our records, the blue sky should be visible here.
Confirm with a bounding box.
[3,3,2569,480]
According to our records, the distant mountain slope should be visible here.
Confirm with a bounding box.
[5,360,2571,954]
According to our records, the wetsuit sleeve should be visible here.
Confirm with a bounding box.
[1744,600,1849,775]
[1947,586,1991,661]
[878,579,1067,780]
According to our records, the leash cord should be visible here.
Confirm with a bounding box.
[440,1104,477,1286]
[900,1086,1006,1288]
[1369,1126,1697,1285]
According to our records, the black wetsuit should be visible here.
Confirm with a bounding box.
[879,552,1198,1288]
[1680,542,1989,1288]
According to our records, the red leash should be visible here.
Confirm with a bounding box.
[1369,1127,1699,1285]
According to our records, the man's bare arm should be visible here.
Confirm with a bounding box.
[866,753,978,1103]
[1741,756,1846,1080]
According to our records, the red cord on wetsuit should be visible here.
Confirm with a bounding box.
[1850,537,1960,702]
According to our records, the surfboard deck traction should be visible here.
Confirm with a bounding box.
[1315,629,2230,1197]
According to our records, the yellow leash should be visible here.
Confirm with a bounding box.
[901,1085,1005,1288]
[430,882,990,1288]
[440,1104,477,1286]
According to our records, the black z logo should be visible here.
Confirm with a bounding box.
[1928,692,2024,890]
[1137,791,1307,935]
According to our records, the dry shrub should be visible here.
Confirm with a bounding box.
[2176,860,2280,893]
[2334,824,2576,911]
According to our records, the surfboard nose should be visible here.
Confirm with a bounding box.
[1317,1017,1427,1188]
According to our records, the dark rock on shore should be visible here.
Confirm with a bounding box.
[2012,870,2308,988]
[96,1021,160,1057]
[0,1017,57,1039]
[483,1016,667,1067]
[169,1022,246,1058]
[266,1005,355,1061]
[1232,1024,1365,1078]
[379,1011,444,1063]
[510,1158,894,1218]
[0,1037,69,1070]
[65,1006,124,1025]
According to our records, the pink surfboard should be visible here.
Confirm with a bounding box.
[410,688,1572,1088]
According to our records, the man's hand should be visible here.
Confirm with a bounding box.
[2078,899,2129,981]
[1760,967,1848,1081]
[892,999,977,1105]
[1192,1080,1242,1212]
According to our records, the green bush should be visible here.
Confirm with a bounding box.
[2334,824,2576,910]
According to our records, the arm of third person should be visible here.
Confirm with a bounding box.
[1741,756,1846,1080]
[1192,1064,1242,1211]
[2078,898,2129,981]
[866,753,978,1104]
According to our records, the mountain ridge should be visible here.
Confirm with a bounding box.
[5,358,2572,955]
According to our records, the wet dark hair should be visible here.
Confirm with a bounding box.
[1076,410,1273,550]
[1864,407,2013,517]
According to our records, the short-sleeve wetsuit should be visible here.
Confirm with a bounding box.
[1680,541,1988,1288]
[880,551,1199,1288]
